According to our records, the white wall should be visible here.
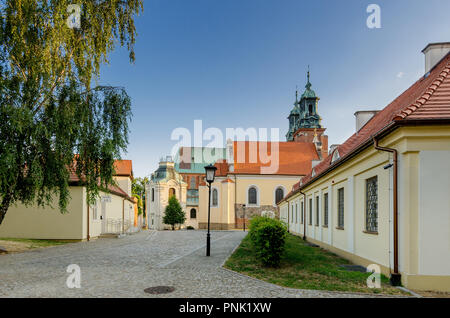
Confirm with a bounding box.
[418,151,450,275]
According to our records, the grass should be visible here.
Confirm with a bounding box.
[224,233,407,295]
[0,237,68,249]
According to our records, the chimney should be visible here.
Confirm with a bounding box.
[354,110,379,132]
[422,42,450,74]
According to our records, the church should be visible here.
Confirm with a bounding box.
[196,73,329,230]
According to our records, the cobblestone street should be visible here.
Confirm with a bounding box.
[0,230,399,298]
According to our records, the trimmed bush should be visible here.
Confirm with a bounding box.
[249,216,288,267]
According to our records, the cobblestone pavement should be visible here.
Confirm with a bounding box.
[0,230,402,298]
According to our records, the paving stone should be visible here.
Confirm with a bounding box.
[0,230,404,298]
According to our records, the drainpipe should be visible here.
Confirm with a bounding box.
[299,189,307,241]
[373,136,401,286]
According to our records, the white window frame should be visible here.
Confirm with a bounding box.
[246,185,260,207]
[273,185,286,206]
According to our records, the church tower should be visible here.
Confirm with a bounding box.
[286,69,328,159]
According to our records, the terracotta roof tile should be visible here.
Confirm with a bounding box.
[113,160,133,177]
[284,52,450,201]
[232,141,319,176]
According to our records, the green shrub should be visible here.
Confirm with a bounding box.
[249,216,288,267]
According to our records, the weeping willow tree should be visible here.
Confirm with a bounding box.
[0,0,143,225]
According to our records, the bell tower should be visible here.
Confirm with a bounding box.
[287,68,328,158]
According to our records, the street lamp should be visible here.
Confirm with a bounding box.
[242,204,246,232]
[204,164,217,257]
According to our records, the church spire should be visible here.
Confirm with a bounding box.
[305,65,312,90]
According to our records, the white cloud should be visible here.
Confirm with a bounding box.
[396,72,404,79]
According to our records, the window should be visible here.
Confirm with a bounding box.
[248,187,257,205]
[331,149,340,163]
[295,203,298,224]
[301,201,304,224]
[338,188,344,228]
[315,196,319,226]
[323,193,329,226]
[190,208,197,219]
[275,187,284,204]
[212,188,218,207]
[309,104,313,115]
[169,188,176,198]
[151,188,155,202]
[190,177,196,189]
[366,176,378,233]
[91,201,98,220]
[309,198,312,225]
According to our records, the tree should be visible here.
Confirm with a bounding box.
[0,1,144,225]
[163,195,186,230]
[132,176,148,216]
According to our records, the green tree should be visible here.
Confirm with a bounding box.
[132,176,148,216]
[0,1,143,225]
[163,195,186,230]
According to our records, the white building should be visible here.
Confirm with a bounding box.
[146,157,189,230]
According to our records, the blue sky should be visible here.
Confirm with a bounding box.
[99,0,450,178]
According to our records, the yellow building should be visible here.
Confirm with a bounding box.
[0,160,135,241]
[279,43,450,292]
[198,140,320,230]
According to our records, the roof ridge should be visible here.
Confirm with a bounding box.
[394,60,450,121]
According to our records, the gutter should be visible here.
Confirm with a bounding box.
[373,136,401,286]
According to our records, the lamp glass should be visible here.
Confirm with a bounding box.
[205,165,217,183]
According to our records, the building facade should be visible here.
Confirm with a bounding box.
[197,140,321,230]
[0,160,135,241]
[147,157,188,230]
[279,44,450,292]
[174,147,227,227]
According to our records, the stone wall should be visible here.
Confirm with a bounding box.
[234,204,279,229]
[198,223,235,230]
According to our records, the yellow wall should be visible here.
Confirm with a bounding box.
[0,187,134,240]
[198,175,300,229]
[280,126,450,292]
[0,187,86,240]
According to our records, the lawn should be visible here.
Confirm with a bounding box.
[0,238,68,253]
[224,233,407,295]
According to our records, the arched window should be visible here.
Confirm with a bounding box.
[190,208,197,219]
[190,177,196,189]
[151,188,155,202]
[212,188,218,207]
[309,104,313,115]
[169,188,176,198]
[275,187,284,204]
[248,187,257,205]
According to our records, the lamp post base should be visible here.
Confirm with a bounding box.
[206,232,211,256]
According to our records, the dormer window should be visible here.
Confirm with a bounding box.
[311,169,316,177]
[331,149,340,164]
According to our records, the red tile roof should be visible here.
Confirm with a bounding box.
[283,52,450,201]
[113,160,133,178]
[69,159,134,202]
[231,141,319,176]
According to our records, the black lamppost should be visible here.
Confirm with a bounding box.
[204,164,217,257]
[242,204,246,232]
